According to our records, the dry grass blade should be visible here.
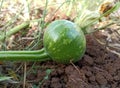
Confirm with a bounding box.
[23,62,27,88]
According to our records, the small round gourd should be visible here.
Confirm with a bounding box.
[43,20,86,64]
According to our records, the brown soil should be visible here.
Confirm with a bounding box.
[24,34,120,88]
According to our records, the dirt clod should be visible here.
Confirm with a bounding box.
[95,73,108,85]
[83,55,94,65]
[50,77,62,88]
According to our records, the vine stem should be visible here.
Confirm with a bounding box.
[0,48,45,54]
[0,21,29,41]
[0,48,50,61]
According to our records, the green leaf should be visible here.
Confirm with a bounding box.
[0,77,12,81]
